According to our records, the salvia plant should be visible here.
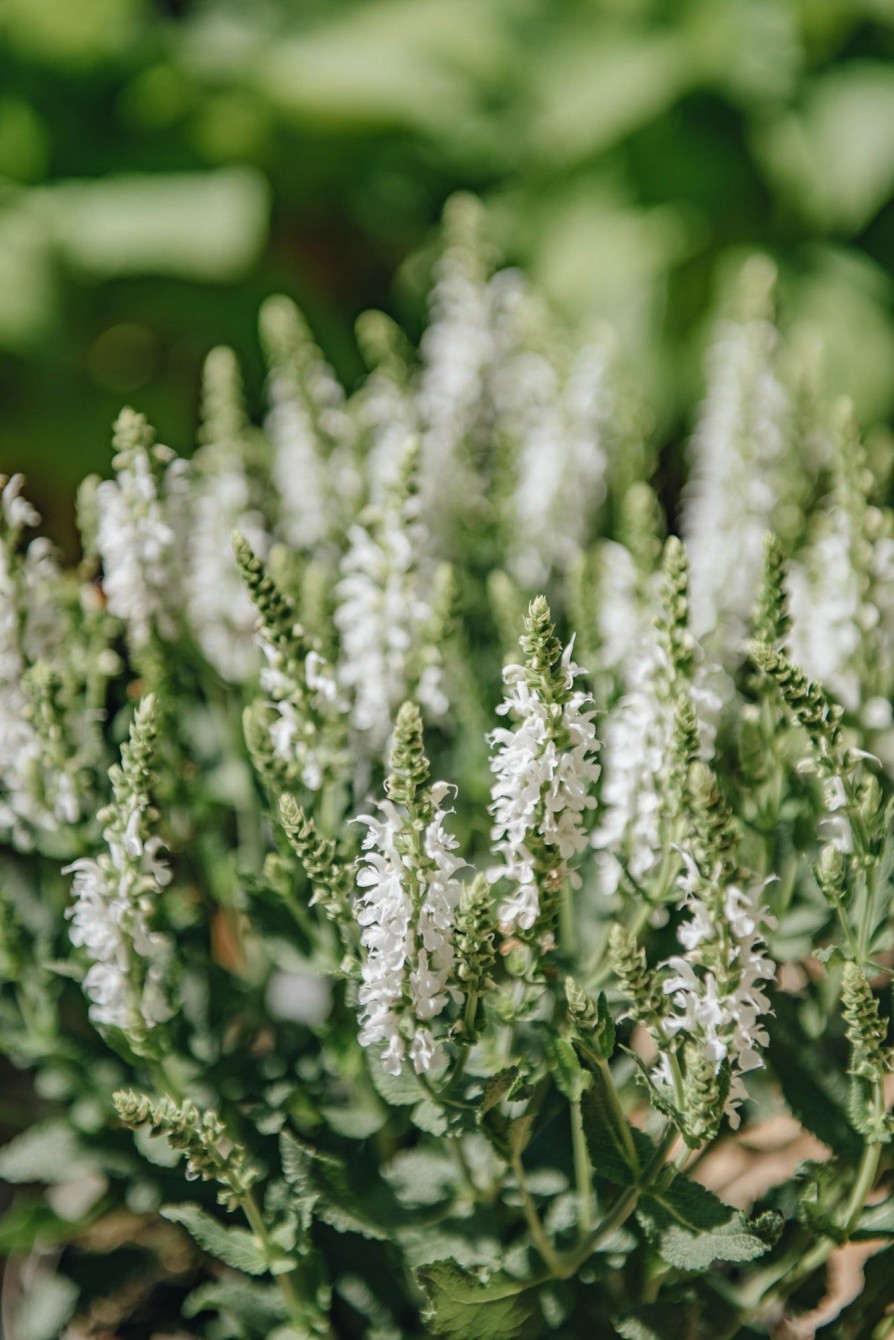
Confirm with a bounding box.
[2,195,894,1340]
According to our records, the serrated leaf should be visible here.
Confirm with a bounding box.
[161,1203,269,1275]
[319,1102,385,1140]
[636,1178,781,1272]
[367,1050,426,1106]
[384,1148,456,1208]
[279,1130,389,1240]
[853,1198,894,1239]
[183,1276,289,1326]
[580,1077,653,1186]
[417,1259,544,1339]
[766,995,861,1160]
[0,1121,93,1184]
[614,1302,694,1340]
[479,1067,523,1116]
[849,1074,893,1143]
[542,1034,585,1102]
[15,1268,78,1340]
[412,1098,449,1136]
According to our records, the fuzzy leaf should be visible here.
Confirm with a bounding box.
[542,1034,585,1102]
[412,1098,450,1136]
[479,1067,525,1115]
[279,1131,389,1240]
[0,1121,95,1183]
[162,1204,270,1275]
[580,1078,653,1185]
[853,1199,894,1239]
[766,995,861,1160]
[636,1178,782,1272]
[319,1101,385,1140]
[384,1148,456,1208]
[367,1050,426,1106]
[417,1260,543,1339]
[15,1269,78,1340]
[849,1075,893,1143]
[183,1277,289,1326]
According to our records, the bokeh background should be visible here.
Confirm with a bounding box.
[5,0,894,545]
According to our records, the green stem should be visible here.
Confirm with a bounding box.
[752,1131,882,1315]
[595,1056,639,1174]
[242,1188,317,1332]
[556,1124,678,1278]
[510,1148,564,1276]
[570,1096,593,1238]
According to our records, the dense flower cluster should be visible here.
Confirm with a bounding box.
[488,599,600,936]
[64,696,172,1045]
[94,409,189,652]
[2,199,893,1340]
[657,855,777,1126]
[354,705,465,1074]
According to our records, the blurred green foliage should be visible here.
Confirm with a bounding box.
[4,0,894,543]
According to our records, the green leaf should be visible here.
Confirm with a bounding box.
[854,1199,894,1239]
[279,1131,389,1241]
[614,1302,693,1340]
[766,995,861,1161]
[636,1178,782,1272]
[384,1148,456,1208]
[542,1034,585,1102]
[0,1121,93,1183]
[580,1077,653,1186]
[319,1101,385,1140]
[417,1259,544,1339]
[367,1050,426,1106]
[15,1268,78,1340]
[412,1098,449,1136]
[183,1277,289,1327]
[849,1074,893,1144]
[161,1204,269,1275]
[593,991,616,1060]
[479,1067,525,1116]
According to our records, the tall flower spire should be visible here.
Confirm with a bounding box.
[334,441,450,757]
[235,533,345,796]
[487,597,600,939]
[260,295,357,554]
[683,258,795,659]
[354,702,466,1076]
[655,763,776,1128]
[187,347,270,683]
[65,696,173,1052]
[94,409,189,653]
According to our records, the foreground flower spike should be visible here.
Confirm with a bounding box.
[334,441,449,755]
[65,695,173,1051]
[354,702,465,1076]
[114,1091,259,1210]
[488,597,600,938]
[656,762,777,1127]
[235,532,344,795]
[187,347,269,683]
[593,537,702,898]
[94,408,189,654]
